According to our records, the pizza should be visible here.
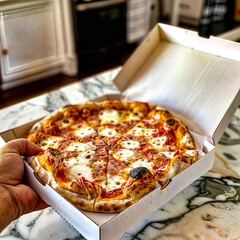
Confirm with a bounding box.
[26,101,198,213]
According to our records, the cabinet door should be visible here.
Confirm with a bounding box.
[0,0,77,90]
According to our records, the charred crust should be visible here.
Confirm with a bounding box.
[56,186,94,211]
[113,204,121,212]
[94,199,134,213]
[130,167,150,179]
[49,148,61,156]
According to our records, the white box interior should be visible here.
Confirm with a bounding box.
[114,24,240,144]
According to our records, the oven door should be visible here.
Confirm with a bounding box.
[72,0,127,71]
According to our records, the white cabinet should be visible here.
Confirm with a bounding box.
[0,0,77,90]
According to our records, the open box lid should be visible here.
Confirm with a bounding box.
[114,23,240,145]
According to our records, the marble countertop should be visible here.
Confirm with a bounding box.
[0,68,240,240]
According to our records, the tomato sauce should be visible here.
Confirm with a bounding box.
[102,187,123,198]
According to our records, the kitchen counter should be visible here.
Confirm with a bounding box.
[0,68,240,240]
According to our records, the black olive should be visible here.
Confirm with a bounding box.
[130,167,150,179]
[166,119,175,126]
[63,119,70,124]
[49,148,61,156]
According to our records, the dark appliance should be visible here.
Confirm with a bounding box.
[72,0,127,73]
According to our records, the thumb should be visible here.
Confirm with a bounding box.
[0,139,42,156]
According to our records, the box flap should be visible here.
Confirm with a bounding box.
[114,24,240,144]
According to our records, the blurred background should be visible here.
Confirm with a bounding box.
[0,0,240,108]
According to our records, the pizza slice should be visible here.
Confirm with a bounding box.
[93,137,156,212]
[29,105,101,143]
[121,108,198,187]
[27,130,110,211]
[94,165,156,212]
[27,148,97,211]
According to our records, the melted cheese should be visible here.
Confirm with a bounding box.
[106,174,126,191]
[39,136,63,150]
[81,142,97,152]
[58,118,73,129]
[129,112,144,120]
[149,136,167,150]
[100,109,119,118]
[144,129,158,137]
[180,134,193,148]
[66,150,95,166]
[99,128,117,137]
[69,164,93,180]
[113,149,135,160]
[128,128,145,136]
[128,127,157,137]
[161,151,175,159]
[184,149,198,159]
[121,140,140,149]
[73,127,97,137]
[99,109,119,125]
[101,118,119,125]
[65,142,96,152]
[130,158,154,171]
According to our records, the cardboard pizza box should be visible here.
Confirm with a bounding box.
[1,23,240,240]
[0,106,214,240]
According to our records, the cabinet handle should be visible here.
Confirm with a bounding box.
[76,0,126,11]
[2,48,8,55]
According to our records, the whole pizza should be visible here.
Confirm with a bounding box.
[26,101,198,213]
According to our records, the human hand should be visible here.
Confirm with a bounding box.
[0,139,48,232]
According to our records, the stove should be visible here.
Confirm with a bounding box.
[72,0,127,72]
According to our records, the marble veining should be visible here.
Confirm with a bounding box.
[0,91,72,133]
[60,68,120,105]
[0,68,240,240]
[1,208,83,240]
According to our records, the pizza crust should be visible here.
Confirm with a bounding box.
[94,198,134,213]
[26,156,50,184]
[56,185,95,212]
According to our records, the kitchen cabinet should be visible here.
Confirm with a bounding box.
[0,0,77,90]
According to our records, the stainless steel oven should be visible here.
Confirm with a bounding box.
[72,0,127,72]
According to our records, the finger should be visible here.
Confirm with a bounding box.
[0,139,42,156]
